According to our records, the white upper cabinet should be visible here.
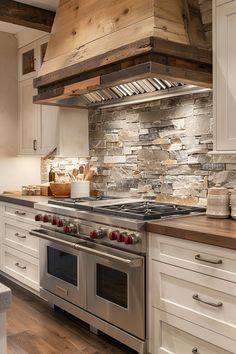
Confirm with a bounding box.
[18,41,37,81]
[18,35,89,157]
[214,0,236,151]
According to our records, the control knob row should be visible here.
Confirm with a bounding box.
[35,214,78,234]
[109,230,139,245]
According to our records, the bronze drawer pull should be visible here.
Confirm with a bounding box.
[193,294,223,308]
[15,262,26,270]
[192,348,199,354]
[33,139,37,151]
[15,233,26,239]
[195,254,223,265]
[15,211,26,216]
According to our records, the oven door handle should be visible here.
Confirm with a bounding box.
[73,244,143,268]
[30,230,143,268]
[30,230,76,249]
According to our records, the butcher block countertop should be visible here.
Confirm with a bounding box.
[147,214,236,250]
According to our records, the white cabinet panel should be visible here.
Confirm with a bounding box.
[150,234,236,283]
[2,245,39,291]
[151,309,234,354]
[19,79,39,155]
[152,261,236,341]
[214,0,236,151]
[57,108,89,157]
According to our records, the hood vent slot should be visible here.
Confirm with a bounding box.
[83,79,185,104]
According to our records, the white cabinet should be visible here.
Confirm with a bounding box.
[151,309,235,354]
[18,78,58,155]
[0,202,39,292]
[214,0,236,152]
[18,41,37,81]
[149,234,236,354]
[18,36,89,157]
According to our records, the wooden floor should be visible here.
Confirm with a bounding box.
[0,277,136,354]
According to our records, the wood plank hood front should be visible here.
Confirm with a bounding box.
[33,0,212,109]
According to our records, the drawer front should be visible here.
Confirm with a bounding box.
[3,220,39,258]
[1,245,39,291]
[3,204,37,224]
[151,309,234,354]
[152,261,236,341]
[150,234,236,283]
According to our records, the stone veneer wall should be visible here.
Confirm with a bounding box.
[89,91,236,206]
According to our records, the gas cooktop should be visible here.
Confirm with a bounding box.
[48,198,205,220]
[93,201,206,220]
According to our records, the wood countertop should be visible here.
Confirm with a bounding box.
[147,215,236,250]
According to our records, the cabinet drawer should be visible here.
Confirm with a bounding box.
[150,234,236,283]
[151,309,234,354]
[1,245,39,291]
[3,220,39,258]
[3,204,37,224]
[152,261,236,341]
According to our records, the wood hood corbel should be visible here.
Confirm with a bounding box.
[33,0,212,109]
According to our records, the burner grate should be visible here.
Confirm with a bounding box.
[93,202,206,220]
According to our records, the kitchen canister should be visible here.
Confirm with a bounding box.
[71,181,90,198]
[230,188,236,219]
[206,184,230,218]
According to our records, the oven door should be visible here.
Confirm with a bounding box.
[39,237,86,309]
[86,246,145,340]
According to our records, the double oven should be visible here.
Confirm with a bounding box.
[33,227,145,342]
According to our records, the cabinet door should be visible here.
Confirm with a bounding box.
[18,42,37,81]
[18,79,39,155]
[37,35,49,69]
[214,1,236,151]
[57,108,89,157]
[37,105,59,155]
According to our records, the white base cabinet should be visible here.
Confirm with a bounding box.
[0,203,39,292]
[149,234,236,354]
[151,309,235,354]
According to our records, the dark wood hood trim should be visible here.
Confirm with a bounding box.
[34,37,212,88]
[33,36,212,108]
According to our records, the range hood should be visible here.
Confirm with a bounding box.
[33,0,212,109]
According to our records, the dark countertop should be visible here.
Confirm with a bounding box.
[0,194,50,208]
[147,214,236,250]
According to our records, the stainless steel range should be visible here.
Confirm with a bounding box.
[30,198,205,354]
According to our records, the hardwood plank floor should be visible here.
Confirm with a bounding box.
[0,277,136,354]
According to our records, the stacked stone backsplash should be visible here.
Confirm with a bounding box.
[88,91,236,206]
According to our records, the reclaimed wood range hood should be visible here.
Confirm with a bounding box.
[33,0,212,109]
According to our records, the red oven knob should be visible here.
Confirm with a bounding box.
[51,216,58,225]
[63,225,71,234]
[57,219,64,227]
[90,230,98,239]
[63,223,77,234]
[124,234,139,245]
[35,214,42,222]
[109,230,119,241]
[117,232,127,243]
[43,214,51,223]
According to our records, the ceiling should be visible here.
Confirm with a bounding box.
[15,0,59,11]
[0,0,59,34]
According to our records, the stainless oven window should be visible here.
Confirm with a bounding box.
[96,264,128,308]
[47,246,78,286]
